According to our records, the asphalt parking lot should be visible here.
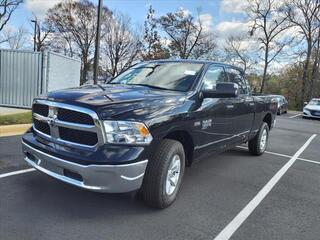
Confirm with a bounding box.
[0,113,319,240]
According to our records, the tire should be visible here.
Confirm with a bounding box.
[141,139,185,209]
[277,108,281,115]
[248,122,269,156]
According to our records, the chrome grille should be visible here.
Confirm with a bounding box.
[32,100,104,148]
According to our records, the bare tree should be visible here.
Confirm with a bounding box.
[49,32,75,57]
[102,13,142,77]
[247,0,291,93]
[141,5,169,60]
[224,35,257,73]
[31,15,53,52]
[46,0,111,83]
[285,0,320,102]
[191,31,216,60]
[0,0,22,32]
[158,9,215,59]
[2,25,29,49]
[310,26,320,97]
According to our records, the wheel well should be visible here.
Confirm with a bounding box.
[164,130,194,166]
[263,113,272,129]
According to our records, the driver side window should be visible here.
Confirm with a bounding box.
[225,67,248,94]
[202,65,226,90]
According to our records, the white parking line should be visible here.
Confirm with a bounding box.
[0,168,35,179]
[298,158,320,165]
[215,134,317,240]
[236,146,319,165]
[289,113,302,119]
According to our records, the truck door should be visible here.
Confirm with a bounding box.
[193,64,234,156]
[225,67,255,144]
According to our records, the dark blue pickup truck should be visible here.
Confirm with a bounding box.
[22,60,277,208]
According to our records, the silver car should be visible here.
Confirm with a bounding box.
[303,98,320,119]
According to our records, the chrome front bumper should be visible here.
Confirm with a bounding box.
[22,141,148,193]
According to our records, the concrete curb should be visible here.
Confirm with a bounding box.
[0,124,32,137]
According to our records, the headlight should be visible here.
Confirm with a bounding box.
[103,121,153,145]
[303,108,310,115]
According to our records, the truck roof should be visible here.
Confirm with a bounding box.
[144,59,244,73]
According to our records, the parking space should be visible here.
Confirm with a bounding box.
[233,160,320,240]
[0,135,28,174]
[300,133,320,162]
[0,114,319,240]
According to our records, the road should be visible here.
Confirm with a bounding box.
[0,114,319,240]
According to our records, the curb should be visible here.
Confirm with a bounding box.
[0,124,32,137]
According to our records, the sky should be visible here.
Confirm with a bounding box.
[9,0,248,42]
[5,0,300,73]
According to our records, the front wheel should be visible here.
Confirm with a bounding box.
[248,122,269,156]
[141,139,185,209]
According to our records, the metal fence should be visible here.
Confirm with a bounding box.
[0,49,81,108]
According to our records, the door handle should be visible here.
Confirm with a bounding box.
[226,104,234,109]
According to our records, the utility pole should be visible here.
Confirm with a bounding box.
[31,19,37,52]
[93,0,103,85]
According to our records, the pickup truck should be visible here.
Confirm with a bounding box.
[22,60,277,209]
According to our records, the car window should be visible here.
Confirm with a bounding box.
[201,65,226,90]
[225,67,248,94]
[278,97,283,104]
[309,100,320,105]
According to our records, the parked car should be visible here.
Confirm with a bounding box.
[303,98,320,119]
[22,60,277,209]
[271,95,288,115]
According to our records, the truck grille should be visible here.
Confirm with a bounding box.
[32,100,104,147]
[33,118,50,135]
[57,108,94,125]
[33,104,49,117]
[59,127,98,145]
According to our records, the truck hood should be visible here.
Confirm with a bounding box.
[39,84,188,121]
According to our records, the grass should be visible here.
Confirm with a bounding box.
[0,111,32,125]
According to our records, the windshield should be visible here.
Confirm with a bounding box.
[110,62,204,92]
[308,99,320,106]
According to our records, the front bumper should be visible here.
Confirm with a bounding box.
[22,140,148,193]
[303,110,320,119]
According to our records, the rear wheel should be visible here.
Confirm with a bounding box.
[141,139,185,209]
[248,122,269,156]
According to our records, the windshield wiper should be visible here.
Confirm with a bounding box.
[128,83,174,91]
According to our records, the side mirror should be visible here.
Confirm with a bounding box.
[304,102,308,106]
[202,82,239,98]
